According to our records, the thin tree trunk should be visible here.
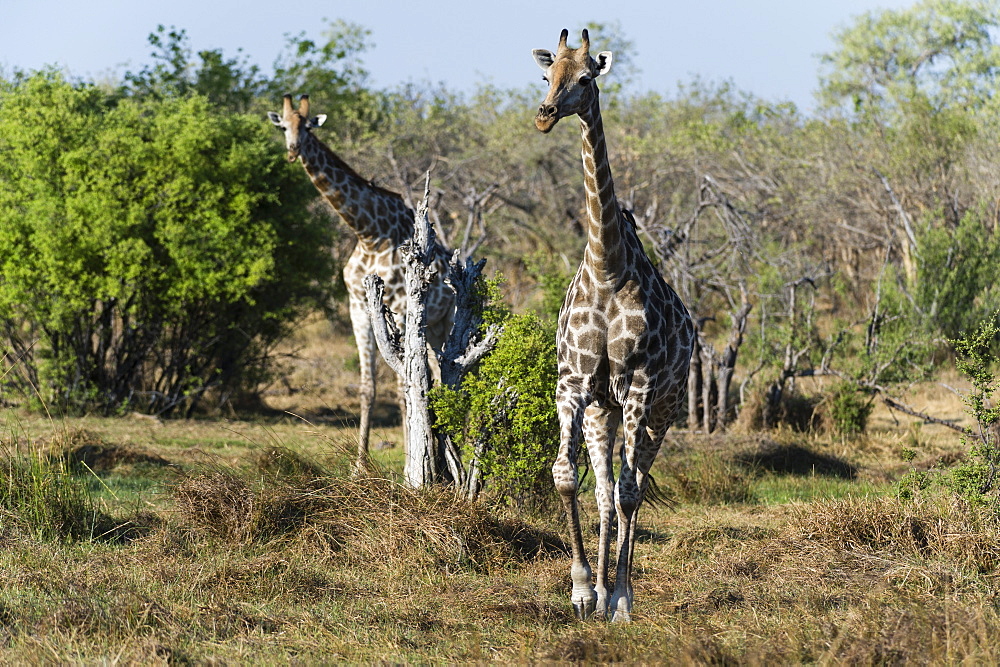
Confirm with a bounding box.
[714,290,752,431]
[688,337,702,430]
[364,193,437,487]
[700,342,715,433]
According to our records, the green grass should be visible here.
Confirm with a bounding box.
[751,473,888,503]
[81,466,170,505]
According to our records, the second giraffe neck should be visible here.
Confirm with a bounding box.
[578,92,625,276]
[299,132,410,245]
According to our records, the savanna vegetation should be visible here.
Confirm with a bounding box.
[4,0,1000,662]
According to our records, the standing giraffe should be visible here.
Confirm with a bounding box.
[532,30,694,621]
[269,94,455,468]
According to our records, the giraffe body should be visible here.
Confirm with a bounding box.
[533,30,694,621]
[269,95,454,467]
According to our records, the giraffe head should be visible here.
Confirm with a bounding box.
[532,29,613,133]
[267,94,328,162]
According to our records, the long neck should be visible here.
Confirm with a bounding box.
[577,90,623,275]
[298,132,411,245]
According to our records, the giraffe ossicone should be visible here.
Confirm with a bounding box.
[532,29,695,622]
[269,94,455,470]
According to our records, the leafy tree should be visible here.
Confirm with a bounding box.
[122,25,267,112]
[820,0,1000,118]
[0,73,334,414]
[914,208,1000,339]
[267,19,384,141]
[818,0,1000,338]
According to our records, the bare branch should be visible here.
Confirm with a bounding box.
[874,168,920,260]
[362,274,404,377]
[881,395,968,436]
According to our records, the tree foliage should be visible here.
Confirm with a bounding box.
[820,0,1000,118]
[0,73,334,414]
[3,10,1000,430]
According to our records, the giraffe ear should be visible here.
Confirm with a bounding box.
[595,51,613,77]
[309,114,327,128]
[532,49,555,71]
[267,111,282,126]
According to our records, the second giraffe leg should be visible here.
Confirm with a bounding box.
[610,414,658,622]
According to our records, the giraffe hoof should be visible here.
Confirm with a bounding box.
[573,596,598,620]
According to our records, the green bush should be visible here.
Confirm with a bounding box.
[897,313,1000,506]
[915,209,1000,340]
[829,382,875,435]
[0,73,335,415]
[431,312,559,509]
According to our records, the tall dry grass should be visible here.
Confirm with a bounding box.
[172,448,566,574]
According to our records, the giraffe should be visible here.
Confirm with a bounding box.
[532,30,695,621]
[268,94,455,468]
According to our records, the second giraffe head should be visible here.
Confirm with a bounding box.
[532,29,613,133]
[268,94,327,162]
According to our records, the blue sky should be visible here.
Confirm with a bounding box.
[1,0,912,112]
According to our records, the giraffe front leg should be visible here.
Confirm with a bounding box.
[554,391,596,620]
[610,413,657,622]
[349,298,378,474]
[609,462,637,623]
[583,404,619,619]
[610,468,639,623]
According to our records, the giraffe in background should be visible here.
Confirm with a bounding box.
[269,94,454,468]
[532,30,694,621]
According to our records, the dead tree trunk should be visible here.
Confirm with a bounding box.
[686,286,752,433]
[700,341,715,433]
[365,177,501,488]
[364,192,438,488]
[714,286,752,430]
[763,277,816,428]
[687,334,702,430]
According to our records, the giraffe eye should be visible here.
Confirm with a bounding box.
[579,76,592,86]
[542,76,549,83]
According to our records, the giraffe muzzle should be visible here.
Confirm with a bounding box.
[535,104,560,133]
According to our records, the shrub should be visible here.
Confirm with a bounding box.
[431,313,559,509]
[897,312,1000,506]
[734,389,820,433]
[0,73,335,415]
[829,382,875,435]
[915,209,1000,340]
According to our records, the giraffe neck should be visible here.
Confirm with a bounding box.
[298,131,411,245]
[577,90,624,277]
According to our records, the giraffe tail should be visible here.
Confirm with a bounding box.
[642,473,677,510]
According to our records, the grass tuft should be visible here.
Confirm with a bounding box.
[0,443,151,543]
[792,494,1000,571]
[172,464,566,573]
[658,451,755,505]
